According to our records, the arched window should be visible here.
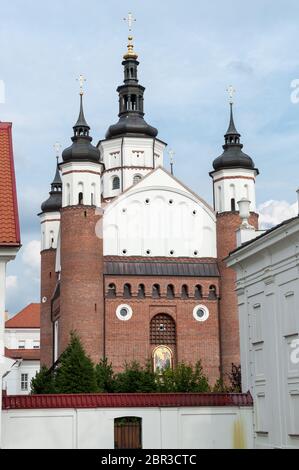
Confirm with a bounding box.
[181,284,189,299]
[150,313,176,345]
[208,285,217,300]
[167,284,175,299]
[133,174,142,185]
[78,192,83,204]
[195,285,202,299]
[107,283,116,298]
[137,284,145,298]
[152,284,160,298]
[231,198,236,211]
[112,176,120,190]
[50,230,54,248]
[123,283,132,298]
[66,183,71,205]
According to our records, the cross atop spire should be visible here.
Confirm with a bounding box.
[123,12,136,32]
[53,142,62,158]
[77,74,86,96]
[226,85,236,105]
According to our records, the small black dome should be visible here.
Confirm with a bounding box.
[62,93,100,163]
[41,191,62,212]
[62,138,100,163]
[41,162,62,213]
[213,145,255,171]
[212,102,256,172]
[106,114,158,139]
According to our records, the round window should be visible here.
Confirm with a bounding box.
[116,304,133,321]
[193,304,209,322]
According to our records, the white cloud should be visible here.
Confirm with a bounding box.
[22,240,41,271]
[6,275,18,289]
[258,200,297,229]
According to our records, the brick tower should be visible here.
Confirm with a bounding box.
[39,159,62,367]
[58,84,104,363]
[210,96,259,379]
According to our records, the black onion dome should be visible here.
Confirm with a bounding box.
[41,160,62,213]
[62,94,100,163]
[213,103,255,171]
[105,36,158,139]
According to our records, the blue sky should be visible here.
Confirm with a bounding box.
[2,0,299,315]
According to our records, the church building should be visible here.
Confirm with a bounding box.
[39,35,259,383]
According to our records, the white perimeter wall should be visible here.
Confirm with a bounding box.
[1,406,253,449]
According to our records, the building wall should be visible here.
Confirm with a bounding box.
[227,219,299,449]
[212,168,257,213]
[104,275,220,383]
[59,205,104,364]
[216,211,258,380]
[103,175,216,258]
[99,137,165,199]
[40,249,57,367]
[4,329,40,350]
[1,405,253,449]
[2,360,39,395]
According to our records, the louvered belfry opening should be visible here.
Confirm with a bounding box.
[150,314,176,345]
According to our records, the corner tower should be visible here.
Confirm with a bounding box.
[99,36,167,199]
[210,94,259,380]
[58,84,104,363]
[39,158,62,367]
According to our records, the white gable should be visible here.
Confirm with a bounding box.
[103,167,217,258]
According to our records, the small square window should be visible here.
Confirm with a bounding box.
[18,341,25,349]
[33,341,40,349]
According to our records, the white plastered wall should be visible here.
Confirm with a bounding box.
[212,168,257,213]
[103,167,216,258]
[61,161,102,207]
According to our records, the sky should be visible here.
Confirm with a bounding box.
[2,0,299,315]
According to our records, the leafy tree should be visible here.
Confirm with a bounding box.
[31,366,56,394]
[114,361,158,393]
[157,361,210,393]
[95,357,115,392]
[54,331,98,393]
[212,377,230,393]
[228,363,242,392]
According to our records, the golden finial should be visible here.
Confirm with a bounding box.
[123,35,138,60]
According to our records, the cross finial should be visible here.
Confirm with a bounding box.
[123,12,136,32]
[54,142,62,158]
[77,74,86,96]
[227,85,236,104]
[168,149,175,175]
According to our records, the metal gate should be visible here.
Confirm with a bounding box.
[114,417,142,449]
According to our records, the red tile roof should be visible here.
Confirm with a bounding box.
[5,303,40,329]
[0,122,20,246]
[2,392,253,409]
[4,347,40,361]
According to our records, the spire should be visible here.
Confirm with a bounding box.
[41,154,62,213]
[74,93,90,131]
[62,76,100,163]
[212,89,257,172]
[225,102,240,137]
[105,14,158,139]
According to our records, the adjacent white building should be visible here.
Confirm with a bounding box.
[227,200,299,449]
[3,304,40,395]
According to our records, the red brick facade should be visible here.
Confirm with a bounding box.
[40,205,258,386]
[59,205,104,364]
[216,211,259,380]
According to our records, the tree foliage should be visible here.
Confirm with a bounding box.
[31,333,241,395]
[31,366,56,394]
[54,332,98,393]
